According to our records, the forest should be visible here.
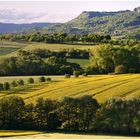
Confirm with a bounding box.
[0,95,140,135]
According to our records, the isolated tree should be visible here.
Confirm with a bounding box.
[11,80,17,87]
[28,77,34,84]
[17,79,24,86]
[3,82,10,90]
[39,76,46,82]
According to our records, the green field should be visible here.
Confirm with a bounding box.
[0,74,140,104]
[67,58,90,68]
[0,41,96,57]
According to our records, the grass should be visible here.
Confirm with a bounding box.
[67,58,90,68]
[0,41,97,57]
[0,47,19,56]
[0,130,140,138]
[0,74,140,104]
[0,130,41,137]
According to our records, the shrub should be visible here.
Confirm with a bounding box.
[73,70,80,78]
[17,80,24,86]
[39,76,46,82]
[11,80,17,87]
[28,78,34,84]
[46,77,51,82]
[3,82,10,90]
[65,74,71,78]
[115,65,127,74]
[82,73,88,77]
[0,83,3,90]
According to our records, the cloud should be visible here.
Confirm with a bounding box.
[0,9,47,23]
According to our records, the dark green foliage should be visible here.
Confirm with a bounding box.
[3,82,10,90]
[90,44,140,73]
[46,77,51,82]
[0,96,25,129]
[73,70,80,77]
[0,95,140,135]
[28,78,34,84]
[0,33,111,44]
[0,50,82,76]
[65,74,71,78]
[17,79,24,86]
[39,76,46,82]
[115,65,127,74]
[11,80,17,87]
[0,83,3,90]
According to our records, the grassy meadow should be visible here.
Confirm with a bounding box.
[0,74,140,104]
[0,41,96,57]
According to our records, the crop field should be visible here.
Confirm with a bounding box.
[1,131,140,139]
[0,74,140,104]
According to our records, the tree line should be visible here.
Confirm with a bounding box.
[0,50,82,76]
[0,33,111,43]
[0,95,140,135]
[87,44,140,74]
[31,48,89,59]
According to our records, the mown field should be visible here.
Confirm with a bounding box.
[1,130,140,139]
[0,74,140,104]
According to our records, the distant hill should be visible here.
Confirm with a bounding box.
[1,7,140,38]
[0,22,58,34]
[46,7,140,38]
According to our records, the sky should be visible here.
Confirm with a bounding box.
[0,0,140,23]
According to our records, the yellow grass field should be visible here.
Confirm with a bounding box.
[0,130,140,139]
[0,74,140,104]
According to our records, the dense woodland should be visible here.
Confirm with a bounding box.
[0,39,139,76]
[0,33,111,43]
[0,95,140,135]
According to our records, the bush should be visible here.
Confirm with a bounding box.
[0,83,3,90]
[65,74,71,78]
[17,80,24,86]
[115,65,127,74]
[73,70,80,78]
[28,78,34,84]
[46,77,51,82]
[3,82,10,90]
[11,80,17,87]
[39,76,46,82]
[82,73,88,77]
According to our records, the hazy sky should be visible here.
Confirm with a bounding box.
[0,0,140,23]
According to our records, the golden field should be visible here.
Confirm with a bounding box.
[0,74,140,104]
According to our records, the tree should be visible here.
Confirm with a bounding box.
[28,78,34,84]
[39,76,46,82]
[11,80,17,87]
[3,82,10,90]
[0,96,25,129]
[115,65,127,74]
[0,83,3,90]
[73,70,80,78]
[17,79,24,86]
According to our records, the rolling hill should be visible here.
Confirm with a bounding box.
[0,22,58,34]
[46,7,140,38]
[0,74,140,103]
